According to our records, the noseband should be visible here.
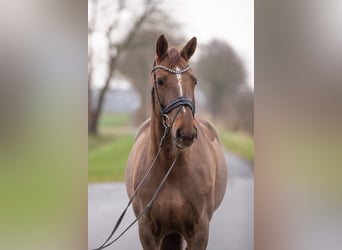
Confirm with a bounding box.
[151,62,196,125]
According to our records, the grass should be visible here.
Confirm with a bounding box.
[88,133,135,182]
[218,129,254,163]
[88,134,116,152]
[88,113,134,182]
[99,113,130,127]
[89,113,254,182]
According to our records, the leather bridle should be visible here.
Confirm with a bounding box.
[151,61,196,128]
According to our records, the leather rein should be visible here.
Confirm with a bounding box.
[92,62,195,250]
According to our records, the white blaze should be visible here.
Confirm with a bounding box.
[175,66,183,96]
[175,66,186,112]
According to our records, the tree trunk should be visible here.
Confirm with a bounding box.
[89,108,100,135]
[88,56,117,135]
[88,61,93,133]
[88,2,155,134]
[88,75,111,135]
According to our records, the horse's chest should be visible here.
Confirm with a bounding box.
[137,163,211,218]
[148,193,199,234]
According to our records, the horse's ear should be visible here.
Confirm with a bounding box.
[156,34,168,59]
[181,37,197,61]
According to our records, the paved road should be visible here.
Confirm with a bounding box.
[88,152,253,250]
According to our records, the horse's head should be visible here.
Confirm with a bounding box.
[152,35,198,149]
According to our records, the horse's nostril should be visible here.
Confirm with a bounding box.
[193,127,198,140]
[176,127,197,144]
[176,129,183,142]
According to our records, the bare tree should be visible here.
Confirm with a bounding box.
[88,0,97,131]
[194,40,247,117]
[88,0,167,134]
[224,86,254,135]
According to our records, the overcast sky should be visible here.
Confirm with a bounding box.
[165,0,254,89]
[90,0,254,90]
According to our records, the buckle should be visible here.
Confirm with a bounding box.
[162,114,171,129]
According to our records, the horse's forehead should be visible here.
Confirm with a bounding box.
[165,48,184,66]
[168,48,180,58]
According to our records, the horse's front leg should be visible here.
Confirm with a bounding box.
[138,218,160,250]
[185,222,209,250]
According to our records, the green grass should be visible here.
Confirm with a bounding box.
[88,133,135,182]
[88,112,134,182]
[88,128,253,183]
[99,113,130,128]
[89,113,253,182]
[218,129,254,162]
[88,134,116,152]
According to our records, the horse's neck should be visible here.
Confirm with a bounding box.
[150,111,178,162]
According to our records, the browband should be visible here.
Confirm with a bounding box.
[152,64,191,74]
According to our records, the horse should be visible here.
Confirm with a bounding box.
[125,35,227,250]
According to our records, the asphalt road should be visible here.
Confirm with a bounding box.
[88,151,254,250]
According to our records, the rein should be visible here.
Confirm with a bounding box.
[92,62,194,250]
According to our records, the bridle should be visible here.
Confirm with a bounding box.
[92,62,195,250]
[151,61,196,128]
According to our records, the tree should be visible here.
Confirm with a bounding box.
[88,0,97,131]
[88,0,168,134]
[224,86,254,135]
[194,40,247,117]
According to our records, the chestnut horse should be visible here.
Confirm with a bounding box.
[125,35,227,250]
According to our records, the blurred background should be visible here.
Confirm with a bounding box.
[88,0,254,182]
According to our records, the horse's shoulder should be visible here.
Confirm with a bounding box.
[135,118,151,141]
[196,117,220,142]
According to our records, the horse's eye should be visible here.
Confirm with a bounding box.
[194,80,198,85]
[157,78,164,86]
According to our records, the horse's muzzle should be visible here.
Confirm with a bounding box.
[174,126,197,148]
